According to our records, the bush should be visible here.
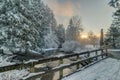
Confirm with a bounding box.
[44,33,59,48]
[60,41,84,53]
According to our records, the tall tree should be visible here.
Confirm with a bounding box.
[105,0,120,48]
[66,16,83,41]
[105,26,120,48]
[56,24,65,47]
[88,31,98,47]
[0,0,57,51]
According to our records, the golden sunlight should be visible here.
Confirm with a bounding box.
[96,34,100,38]
[81,34,88,39]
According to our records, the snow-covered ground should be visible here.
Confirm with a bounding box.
[62,58,120,80]
[0,55,15,67]
[0,55,29,80]
[0,69,29,80]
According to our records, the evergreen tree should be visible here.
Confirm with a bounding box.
[66,16,83,41]
[105,26,120,48]
[0,0,58,51]
[88,31,98,47]
[105,0,120,48]
[56,24,65,47]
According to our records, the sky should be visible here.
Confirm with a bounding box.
[43,0,115,35]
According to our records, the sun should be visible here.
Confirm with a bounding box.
[81,34,88,39]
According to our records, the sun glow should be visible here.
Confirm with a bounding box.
[81,34,88,39]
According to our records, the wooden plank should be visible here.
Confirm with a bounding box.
[101,49,104,58]
[76,55,80,69]
[95,50,98,60]
[59,59,63,79]
[0,63,21,72]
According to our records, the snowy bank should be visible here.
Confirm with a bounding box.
[0,69,29,80]
[60,41,84,53]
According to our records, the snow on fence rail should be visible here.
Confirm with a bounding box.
[0,48,108,80]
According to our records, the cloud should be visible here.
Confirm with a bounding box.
[44,0,74,17]
[43,0,81,26]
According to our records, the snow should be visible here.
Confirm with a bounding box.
[43,48,57,51]
[108,49,120,52]
[42,48,57,53]
[11,48,42,55]
[0,46,13,55]
[0,55,15,67]
[61,41,83,53]
[85,45,99,50]
[29,49,41,54]
[44,33,59,48]
[0,69,29,80]
[108,49,120,60]
[24,59,38,64]
[62,58,120,80]
[54,53,65,58]
[23,72,45,80]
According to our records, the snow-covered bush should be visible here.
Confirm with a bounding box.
[44,33,59,48]
[0,46,13,55]
[84,45,98,51]
[61,41,84,53]
[0,55,15,67]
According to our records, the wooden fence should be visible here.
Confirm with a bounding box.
[0,48,108,80]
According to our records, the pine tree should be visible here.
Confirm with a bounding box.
[56,24,65,47]
[105,0,120,48]
[105,26,120,48]
[0,0,58,51]
[66,16,83,41]
[88,31,98,47]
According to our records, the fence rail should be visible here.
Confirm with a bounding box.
[0,48,108,80]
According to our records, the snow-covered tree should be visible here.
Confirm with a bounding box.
[105,26,120,48]
[88,31,98,47]
[61,41,83,53]
[0,0,58,51]
[66,16,83,41]
[0,0,39,50]
[109,0,120,8]
[105,0,120,48]
[56,24,65,47]
[44,32,59,48]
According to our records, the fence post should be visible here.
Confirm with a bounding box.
[95,50,98,60]
[76,55,80,69]
[30,62,35,80]
[88,51,91,63]
[30,62,35,72]
[101,49,104,58]
[20,63,24,70]
[105,48,108,57]
[87,51,90,58]
[59,58,63,79]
